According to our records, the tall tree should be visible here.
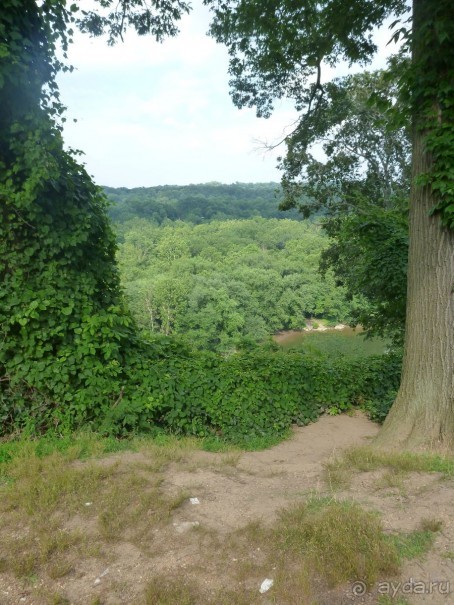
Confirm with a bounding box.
[206,0,454,448]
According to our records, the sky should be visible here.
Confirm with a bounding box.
[58,0,399,188]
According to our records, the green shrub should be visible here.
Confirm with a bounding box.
[97,346,402,440]
[2,327,402,441]
[365,391,398,423]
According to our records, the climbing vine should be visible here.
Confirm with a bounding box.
[0,0,188,432]
[411,0,454,227]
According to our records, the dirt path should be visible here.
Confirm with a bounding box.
[167,413,378,532]
[1,413,453,605]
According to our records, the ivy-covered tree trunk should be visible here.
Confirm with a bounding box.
[0,1,132,432]
[375,0,454,449]
[376,136,454,448]
[1,0,191,434]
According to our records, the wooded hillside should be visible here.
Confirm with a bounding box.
[104,182,303,224]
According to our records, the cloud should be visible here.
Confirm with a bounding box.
[66,0,224,71]
[59,0,402,187]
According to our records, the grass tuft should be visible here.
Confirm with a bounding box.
[342,447,454,475]
[324,445,454,490]
[390,531,436,561]
[273,497,399,587]
[378,597,411,605]
[420,517,443,533]
[144,575,200,605]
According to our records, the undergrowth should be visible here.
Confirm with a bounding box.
[1,333,401,442]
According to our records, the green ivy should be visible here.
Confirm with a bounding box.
[95,346,402,441]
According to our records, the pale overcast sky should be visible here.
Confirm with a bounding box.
[58,0,398,188]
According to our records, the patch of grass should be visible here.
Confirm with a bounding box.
[138,437,202,472]
[378,597,411,605]
[324,446,454,490]
[10,549,40,578]
[47,559,74,579]
[218,452,241,467]
[213,590,262,605]
[143,575,200,605]
[0,431,138,470]
[201,436,240,453]
[2,452,114,517]
[2,526,85,579]
[0,442,189,583]
[374,470,406,492]
[390,531,436,561]
[343,446,454,475]
[441,550,454,560]
[273,497,399,587]
[50,595,71,605]
[0,427,292,487]
[420,517,443,532]
[96,471,187,542]
[235,430,291,451]
[201,432,291,452]
[324,458,352,489]
[32,587,75,605]
[387,518,442,562]
[278,329,389,358]
[272,561,314,605]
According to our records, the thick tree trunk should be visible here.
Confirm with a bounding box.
[376,136,454,449]
[375,0,454,449]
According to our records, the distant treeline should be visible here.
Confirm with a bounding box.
[104,182,303,224]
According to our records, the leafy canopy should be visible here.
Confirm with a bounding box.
[205,0,454,227]
[279,69,410,343]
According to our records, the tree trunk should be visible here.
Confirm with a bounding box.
[375,0,454,449]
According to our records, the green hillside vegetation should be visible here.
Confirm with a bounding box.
[1,0,411,443]
[117,217,361,352]
[105,182,303,224]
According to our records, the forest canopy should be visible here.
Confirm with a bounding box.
[116,215,359,352]
[104,182,302,225]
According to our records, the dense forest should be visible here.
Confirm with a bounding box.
[105,183,364,352]
[104,183,303,224]
[115,214,359,352]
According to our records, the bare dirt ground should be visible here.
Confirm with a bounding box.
[1,413,453,605]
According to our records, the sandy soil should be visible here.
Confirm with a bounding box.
[1,413,453,605]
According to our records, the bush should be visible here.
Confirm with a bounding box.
[1,329,402,441]
[97,345,402,440]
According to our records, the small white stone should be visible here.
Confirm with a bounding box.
[259,579,274,594]
[189,497,200,505]
[84,502,92,507]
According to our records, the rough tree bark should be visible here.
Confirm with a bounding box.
[375,0,454,449]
